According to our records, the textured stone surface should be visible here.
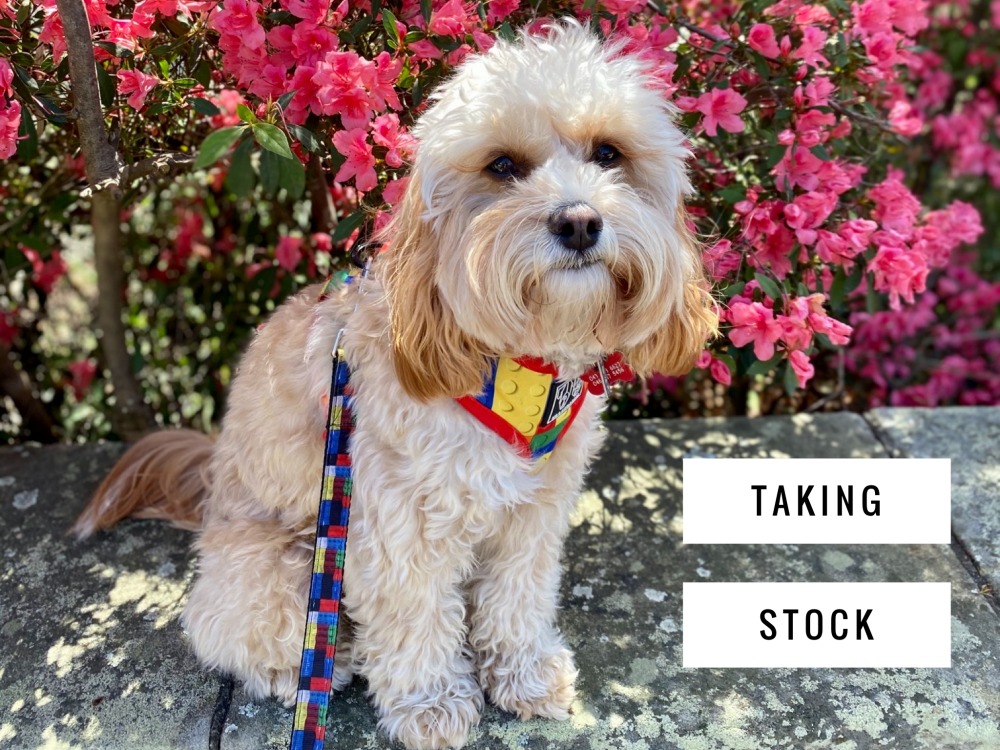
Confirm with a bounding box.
[866,406,1000,593]
[2,412,999,750]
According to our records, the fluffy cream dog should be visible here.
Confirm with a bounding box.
[75,21,715,750]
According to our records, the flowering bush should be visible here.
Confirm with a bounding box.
[1,0,998,441]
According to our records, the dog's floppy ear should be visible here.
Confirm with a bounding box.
[624,208,718,376]
[380,171,490,402]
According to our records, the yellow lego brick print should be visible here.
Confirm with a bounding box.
[491,358,553,437]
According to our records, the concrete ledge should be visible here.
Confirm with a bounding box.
[2,410,999,749]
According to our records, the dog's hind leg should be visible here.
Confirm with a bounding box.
[181,514,355,706]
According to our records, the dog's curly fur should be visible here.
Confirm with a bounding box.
[74,22,716,750]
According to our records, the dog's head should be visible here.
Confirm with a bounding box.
[382,21,717,401]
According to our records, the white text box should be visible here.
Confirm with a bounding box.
[682,582,951,668]
[683,458,950,544]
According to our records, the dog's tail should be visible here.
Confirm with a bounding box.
[72,429,214,539]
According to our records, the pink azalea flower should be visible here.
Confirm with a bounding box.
[772,145,824,191]
[382,176,409,205]
[870,244,928,309]
[888,100,923,136]
[0,310,17,347]
[487,0,519,24]
[889,0,929,37]
[0,97,21,159]
[703,239,741,281]
[275,235,302,271]
[366,52,402,112]
[371,114,416,168]
[117,70,160,110]
[747,23,780,58]
[0,57,12,96]
[290,22,339,66]
[851,0,893,38]
[408,39,443,60]
[709,358,732,386]
[210,0,266,50]
[333,128,377,192]
[864,32,901,70]
[790,27,829,69]
[283,0,331,23]
[868,172,920,236]
[788,350,815,388]
[429,0,470,37]
[20,247,67,294]
[695,88,748,137]
[804,78,836,107]
[67,360,98,400]
[728,301,783,360]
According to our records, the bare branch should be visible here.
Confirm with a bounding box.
[122,152,197,184]
[827,100,894,133]
[55,0,155,440]
[675,18,732,47]
[307,152,338,235]
[0,346,58,443]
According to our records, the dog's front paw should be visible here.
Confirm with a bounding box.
[480,646,578,721]
[378,675,484,750]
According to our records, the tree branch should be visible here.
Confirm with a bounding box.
[675,18,732,47]
[0,346,58,443]
[307,152,338,235]
[55,0,155,440]
[827,100,895,133]
[122,152,197,184]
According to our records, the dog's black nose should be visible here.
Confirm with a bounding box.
[548,203,603,252]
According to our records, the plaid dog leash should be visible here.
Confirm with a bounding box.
[289,278,361,750]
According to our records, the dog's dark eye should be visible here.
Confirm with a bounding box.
[592,144,621,168]
[487,155,520,180]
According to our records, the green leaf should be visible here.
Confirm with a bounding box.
[225,138,255,197]
[287,123,322,153]
[403,30,425,44]
[194,126,247,169]
[718,184,744,205]
[276,91,296,111]
[253,123,294,159]
[865,273,879,313]
[278,153,305,201]
[144,102,176,116]
[845,263,864,294]
[190,97,221,117]
[383,8,400,49]
[754,273,783,301]
[764,144,787,169]
[259,148,281,196]
[16,0,31,25]
[236,103,257,124]
[782,361,799,395]
[173,78,198,88]
[94,41,133,59]
[420,0,432,25]
[810,144,830,161]
[720,280,746,298]
[745,355,779,378]
[716,352,736,375]
[829,268,845,307]
[332,210,366,242]
[16,105,38,161]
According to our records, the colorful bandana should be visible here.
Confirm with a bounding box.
[456,356,589,464]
